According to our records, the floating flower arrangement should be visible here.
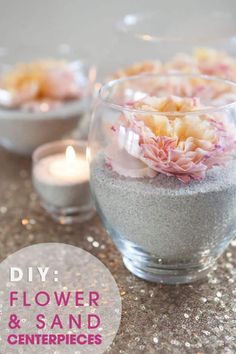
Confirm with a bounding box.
[112,60,162,79]
[113,48,236,81]
[106,96,236,183]
[0,59,82,112]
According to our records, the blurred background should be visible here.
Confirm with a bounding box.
[1,0,236,71]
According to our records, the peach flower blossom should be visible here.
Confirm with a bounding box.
[106,96,236,182]
[0,60,81,110]
[194,48,236,80]
[113,48,236,81]
[112,60,162,79]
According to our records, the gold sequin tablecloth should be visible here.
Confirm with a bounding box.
[0,147,236,354]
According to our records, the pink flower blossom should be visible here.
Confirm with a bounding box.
[106,96,236,183]
[0,60,81,110]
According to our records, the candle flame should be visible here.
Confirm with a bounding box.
[66,145,76,164]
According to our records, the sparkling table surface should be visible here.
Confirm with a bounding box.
[0,147,236,354]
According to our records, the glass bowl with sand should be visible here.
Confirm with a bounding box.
[89,73,236,284]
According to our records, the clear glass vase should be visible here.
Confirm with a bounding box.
[89,73,236,284]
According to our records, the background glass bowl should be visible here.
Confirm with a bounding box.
[0,44,96,155]
[89,73,236,284]
[98,11,236,79]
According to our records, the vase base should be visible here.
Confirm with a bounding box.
[123,255,213,284]
[97,205,216,284]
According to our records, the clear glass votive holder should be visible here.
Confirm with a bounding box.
[32,139,94,224]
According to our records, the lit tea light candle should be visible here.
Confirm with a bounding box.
[32,140,94,224]
[47,145,89,181]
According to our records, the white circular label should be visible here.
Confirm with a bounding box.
[0,243,121,353]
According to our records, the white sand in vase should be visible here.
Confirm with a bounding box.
[91,154,236,263]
